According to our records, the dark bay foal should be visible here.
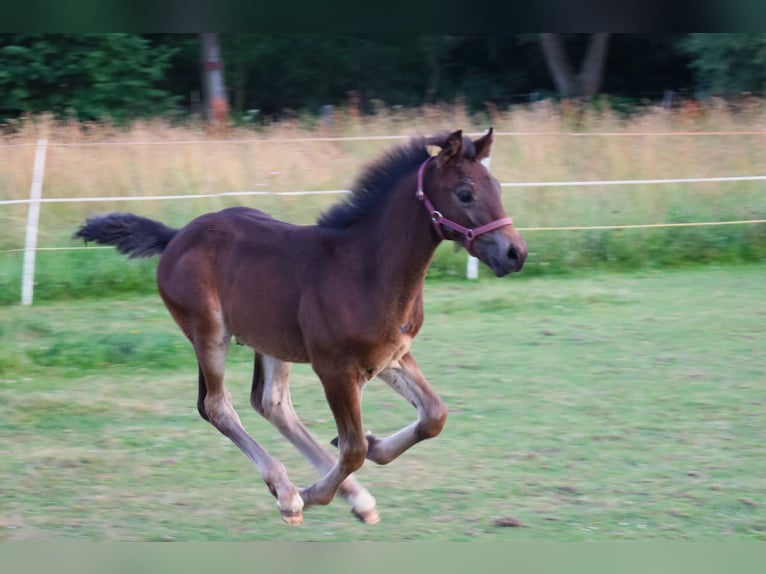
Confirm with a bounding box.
[74,129,527,525]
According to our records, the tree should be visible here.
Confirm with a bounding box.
[0,34,179,122]
[200,33,229,128]
[539,33,611,99]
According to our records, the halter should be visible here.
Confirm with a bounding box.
[416,156,514,251]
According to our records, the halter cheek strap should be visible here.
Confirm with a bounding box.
[416,156,514,251]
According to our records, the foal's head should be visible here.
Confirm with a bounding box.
[421,129,527,277]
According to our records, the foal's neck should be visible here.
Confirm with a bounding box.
[367,172,441,297]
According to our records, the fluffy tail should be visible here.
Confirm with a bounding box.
[73,212,178,258]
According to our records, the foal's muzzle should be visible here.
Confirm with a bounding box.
[474,230,527,277]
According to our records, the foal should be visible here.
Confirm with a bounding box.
[74,129,527,525]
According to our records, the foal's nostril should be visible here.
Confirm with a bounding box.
[507,244,525,272]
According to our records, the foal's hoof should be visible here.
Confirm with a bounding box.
[352,507,380,525]
[280,508,304,526]
[275,489,305,526]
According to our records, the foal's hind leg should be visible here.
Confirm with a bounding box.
[364,352,448,465]
[194,331,304,524]
[250,353,379,524]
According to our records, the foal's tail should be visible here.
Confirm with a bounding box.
[73,212,178,259]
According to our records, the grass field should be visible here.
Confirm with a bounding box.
[1,265,764,541]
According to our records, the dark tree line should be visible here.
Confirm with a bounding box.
[1,34,763,124]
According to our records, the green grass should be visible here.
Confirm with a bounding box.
[3,215,766,306]
[1,266,765,540]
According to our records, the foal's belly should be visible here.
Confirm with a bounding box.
[226,311,312,364]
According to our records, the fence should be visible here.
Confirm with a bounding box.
[3,132,766,305]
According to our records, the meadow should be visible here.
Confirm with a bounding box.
[1,102,765,541]
[0,266,764,541]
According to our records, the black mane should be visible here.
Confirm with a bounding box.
[317,137,431,229]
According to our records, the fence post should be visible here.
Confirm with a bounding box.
[21,139,48,306]
[466,154,492,279]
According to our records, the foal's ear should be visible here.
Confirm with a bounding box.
[474,127,494,161]
[437,129,463,165]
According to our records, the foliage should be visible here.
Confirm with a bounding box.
[681,33,766,95]
[0,33,703,123]
[214,34,691,117]
[4,33,766,123]
[0,34,180,122]
[219,34,457,115]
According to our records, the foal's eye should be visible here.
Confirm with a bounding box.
[455,188,474,204]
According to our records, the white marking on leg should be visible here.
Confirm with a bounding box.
[277,490,305,514]
[349,490,376,514]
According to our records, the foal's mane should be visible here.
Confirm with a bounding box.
[317,137,432,229]
[317,133,481,229]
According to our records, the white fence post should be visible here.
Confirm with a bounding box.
[21,139,48,306]
[466,154,492,279]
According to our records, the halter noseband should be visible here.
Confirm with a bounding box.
[416,156,513,251]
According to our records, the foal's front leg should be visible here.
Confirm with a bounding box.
[365,352,448,465]
[299,368,369,508]
[251,353,378,523]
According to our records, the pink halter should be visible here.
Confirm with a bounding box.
[416,156,514,251]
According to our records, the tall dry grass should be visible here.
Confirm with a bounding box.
[1,100,765,303]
